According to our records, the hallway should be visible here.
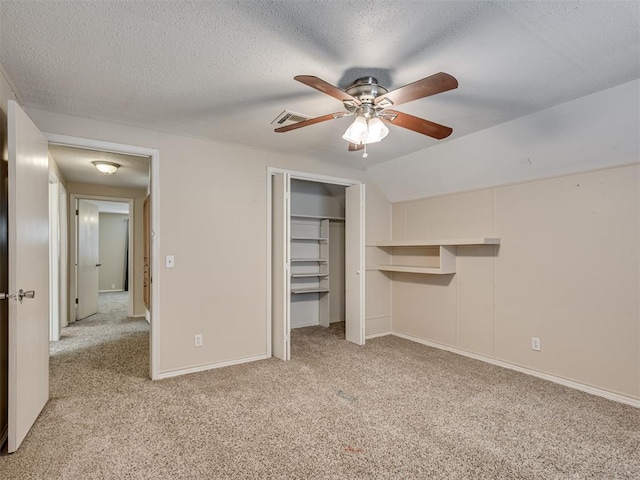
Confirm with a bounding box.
[50,291,148,377]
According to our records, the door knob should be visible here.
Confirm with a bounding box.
[0,290,35,303]
[96,263,102,267]
[17,289,35,303]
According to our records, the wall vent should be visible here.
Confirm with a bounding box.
[271,110,310,125]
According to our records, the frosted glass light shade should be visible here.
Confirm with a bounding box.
[365,117,389,144]
[342,115,368,144]
[93,161,120,175]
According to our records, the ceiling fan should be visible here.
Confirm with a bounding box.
[274,72,458,154]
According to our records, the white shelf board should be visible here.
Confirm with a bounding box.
[291,214,345,221]
[375,237,500,247]
[291,273,329,278]
[291,237,328,242]
[291,258,328,263]
[378,265,456,275]
[291,287,330,294]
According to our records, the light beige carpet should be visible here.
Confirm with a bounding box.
[1,291,639,478]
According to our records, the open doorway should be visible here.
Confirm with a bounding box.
[45,139,159,378]
[74,198,131,321]
[72,197,134,322]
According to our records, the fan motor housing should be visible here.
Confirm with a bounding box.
[345,77,388,104]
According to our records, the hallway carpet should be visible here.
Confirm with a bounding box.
[1,294,639,478]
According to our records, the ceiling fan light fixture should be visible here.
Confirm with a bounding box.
[365,117,389,144]
[93,161,120,175]
[277,72,457,153]
[342,115,368,144]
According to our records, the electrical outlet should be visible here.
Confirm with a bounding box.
[531,337,541,351]
[194,334,203,347]
[111,284,115,289]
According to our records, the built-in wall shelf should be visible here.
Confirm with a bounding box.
[374,237,500,275]
[290,217,331,325]
[291,214,345,221]
[375,237,501,247]
[291,287,330,294]
[291,236,328,242]
[378,265,454,275]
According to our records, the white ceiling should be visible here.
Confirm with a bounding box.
[1,1,639,171]
[49,145,150,189]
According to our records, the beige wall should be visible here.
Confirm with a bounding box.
[389,164,640,399]
[365,177,393,335]
[27,108,392,375]
[98,212,128,291]
[68,183,147,317]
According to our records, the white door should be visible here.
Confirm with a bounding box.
[345,184,365,345]
[271,172,290,360]
[7,100,50,452]
[77,199,99,319]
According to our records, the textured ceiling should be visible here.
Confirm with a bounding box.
[49,145,149,189]
[1,1,639,171]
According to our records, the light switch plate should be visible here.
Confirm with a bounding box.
[165,255,175,268]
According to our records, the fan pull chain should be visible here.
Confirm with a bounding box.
[362,144,368,158]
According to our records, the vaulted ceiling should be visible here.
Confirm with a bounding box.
[1,1,639,173]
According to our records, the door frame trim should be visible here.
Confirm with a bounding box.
[265,167,364,358]
[43,133,161,380]
[48,175,61,342]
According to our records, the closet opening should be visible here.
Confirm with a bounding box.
[290,180,345,335]
[268,169,365,361]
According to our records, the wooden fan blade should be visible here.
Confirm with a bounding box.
[375,72,458,107]
[274,112,344,133]
[348,143,364,152]
[381,110,453,139]
[295,75,361,105]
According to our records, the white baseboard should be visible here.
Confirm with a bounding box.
[366,330,392,339]
[393,332,640,409]
[130,314,145,318]
[144,309,150,323]
[98,289,125,293]
[157,353,269,380]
